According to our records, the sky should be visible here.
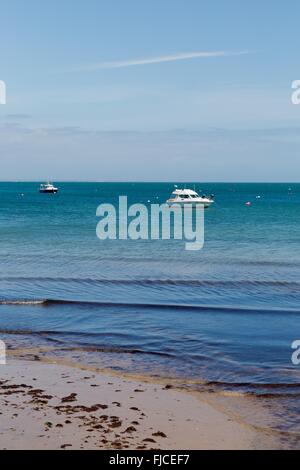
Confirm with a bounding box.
[0,0,300,181]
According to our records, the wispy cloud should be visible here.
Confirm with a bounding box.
[4,113,31,120]
[74,50,251,72]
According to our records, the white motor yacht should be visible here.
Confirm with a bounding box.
[166,188,214,208]
[39,182,58,194]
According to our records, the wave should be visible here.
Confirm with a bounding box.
[2,328,300,398]
[253,392,300,399]
[2,327,300,400]
[1,276,300,289]
[0,299,47,305]
[204,380,300,397]
[1,297,300,314]
[0,328,172,357]
[1,255,300,268]
[206,380,300,390]
[191,380,300,399]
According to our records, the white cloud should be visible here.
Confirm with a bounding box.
[74,50,251,71]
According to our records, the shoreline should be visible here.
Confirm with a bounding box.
[0,356,280,450]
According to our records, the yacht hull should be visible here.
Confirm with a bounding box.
[39,189,58,193]
[167,200,213,208]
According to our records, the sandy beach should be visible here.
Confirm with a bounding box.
[0,357,279,450]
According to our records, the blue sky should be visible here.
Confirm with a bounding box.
[0,0,300,181]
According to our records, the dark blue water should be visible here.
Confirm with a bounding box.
[0,182,300,437]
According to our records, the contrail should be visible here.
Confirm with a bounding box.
[74,51,251,71]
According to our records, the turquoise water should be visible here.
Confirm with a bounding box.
[0,182,300,438]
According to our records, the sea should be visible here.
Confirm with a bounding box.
[0,182,299,446]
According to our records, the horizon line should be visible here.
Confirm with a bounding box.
[0,180,298,184]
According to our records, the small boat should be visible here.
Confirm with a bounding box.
[39,182,58,194]
[166,188,214,208]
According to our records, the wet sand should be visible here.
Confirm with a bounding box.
[0,358,279,450]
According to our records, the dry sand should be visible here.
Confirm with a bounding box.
[0,359,278,450]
